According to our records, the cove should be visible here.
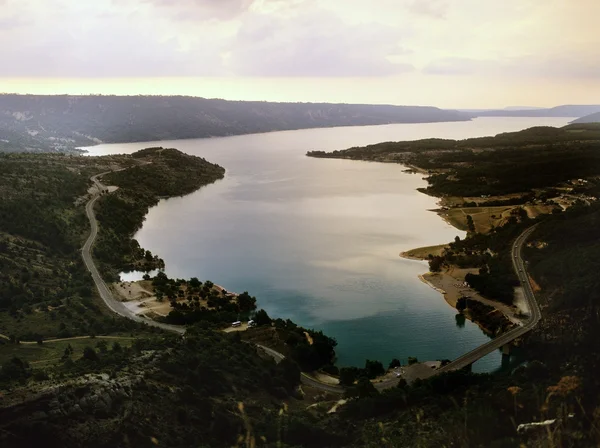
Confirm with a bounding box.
[86,117,574,371]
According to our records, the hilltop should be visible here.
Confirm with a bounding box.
[0,94,469,153]
[571,111,600,124]
[475,104,600,118]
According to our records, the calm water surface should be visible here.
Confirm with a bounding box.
[87,117,574,371]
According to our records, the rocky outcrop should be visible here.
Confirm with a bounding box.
[0,351,160,436]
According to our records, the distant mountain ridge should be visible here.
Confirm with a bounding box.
[476,104,600,118]
[0,94,470,152]
[571,111,600,124]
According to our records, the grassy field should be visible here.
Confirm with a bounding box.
[0,335,136,367]
[441,206,518,233]
[401,244,448,260]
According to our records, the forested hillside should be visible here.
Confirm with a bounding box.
[94,147,224,279]
[308,124,600,197]
[3,126,600,446]
[0,149,224,340]
[0,94,469,152]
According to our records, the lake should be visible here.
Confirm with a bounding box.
[86,117,574,371]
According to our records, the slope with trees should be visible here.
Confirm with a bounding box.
[93,147,225,279]
[0,94,470,153]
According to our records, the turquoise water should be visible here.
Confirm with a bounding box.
[86,117,573,371]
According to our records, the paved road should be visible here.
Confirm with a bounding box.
[82,171,185,334]
[83,171,343,393]
[84,170,541,393]
[256,344,345,394]
[373,225,541,388]
[432,224,541,374]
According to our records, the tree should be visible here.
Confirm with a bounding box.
[112,342,122,353]
[254,309,271,326]
[82,346,98,362]
[339,367,359,386]
[364,359,385,379]
[0,357,29,381]
[345,376,378,399]
[408,356,418,365]
[96,340,108,353]
[429,256,444,272]
[189,277,201,288]
[276,358,301,390]
[466,215,475,232]
[456,296,468,312]
[454,235,461,243]
[237,291,256,312]
[389,358,401,369]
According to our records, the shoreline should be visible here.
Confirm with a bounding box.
[399,244,448,261]
[405,246,527,333]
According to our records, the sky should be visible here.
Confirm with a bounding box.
[0,0,599,108]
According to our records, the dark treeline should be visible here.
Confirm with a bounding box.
[0,153,141,339]
[145,272,258,326]
[0,327,346,448]
[429,214,530,304]
[94,148,225,279]
[0,94,469,153]
[308,124,600,197]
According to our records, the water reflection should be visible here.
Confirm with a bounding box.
[87,117,575,371]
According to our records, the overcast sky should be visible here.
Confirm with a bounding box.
[1,0,599,107]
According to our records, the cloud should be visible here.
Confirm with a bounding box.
[0,0,598,85]
[0,3,227,77]
[226,9,413,77]
[408,0,448,19]
[423,57,488,75]
[143,0,254,21]
[422,52,600,80]
[0,17,26,30]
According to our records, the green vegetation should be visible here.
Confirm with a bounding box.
[94,147,224,280]
[5,122,600,447]
[0,94,469,153]
[0,336,136,369]
[0,148,223,340]
[0,153,139,340]
[304,123,600,446]
[338,359,386,388]
[308,124,600,197]
[145,271,257,325]
[0,327,341,448]
[242,314,337,372]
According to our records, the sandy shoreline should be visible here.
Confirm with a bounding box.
[111,279,240,320]
[419,268,526,325]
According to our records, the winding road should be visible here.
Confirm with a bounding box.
[371,224,541,388]
[432,224,541,375]
[83,170,343,392]
[82,171,184,334]
[83,171,541,394]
